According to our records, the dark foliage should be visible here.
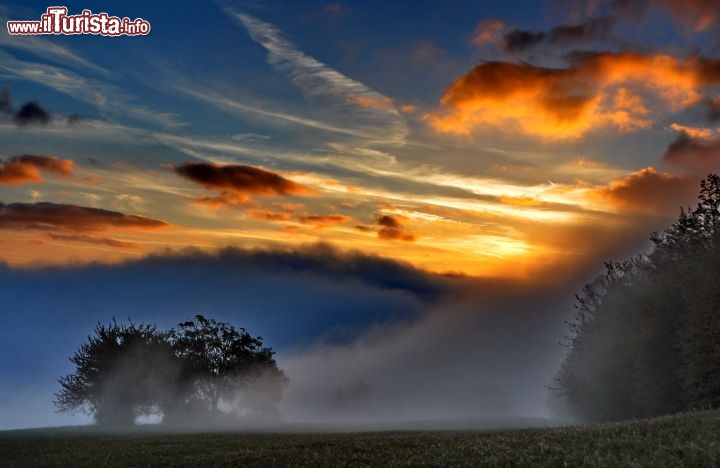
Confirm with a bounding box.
[55,321,177,426]
[164,315,287,424]
[553,174,720,422]
[55,315,286,426]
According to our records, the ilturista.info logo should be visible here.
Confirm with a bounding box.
[7,7,150,36]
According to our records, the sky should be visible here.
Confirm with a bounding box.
[1,0,719,429]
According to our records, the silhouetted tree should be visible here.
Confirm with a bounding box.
[553,174,720,422]
[55,320,178,426]
[55,315,286,426]
[164,315,287,424]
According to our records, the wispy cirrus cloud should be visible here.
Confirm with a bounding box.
[225,10,408,145]
[0,7,109,75]
[45,232,140,249]
[175,86,387,140]
[0,51,183,128]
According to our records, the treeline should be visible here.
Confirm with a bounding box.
[55,315,286,426]
[553,174,720,422]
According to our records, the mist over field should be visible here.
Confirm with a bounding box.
[0,245,572,430]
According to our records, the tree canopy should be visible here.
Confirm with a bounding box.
[552,174,720,422]
[55,315,286,426]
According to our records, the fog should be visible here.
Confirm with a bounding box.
[280,291,570,426]
[0,245,574,431]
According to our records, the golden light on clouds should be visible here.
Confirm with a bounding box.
[669,123,719,140]
[429,52,718,139]
[2,2,717,284]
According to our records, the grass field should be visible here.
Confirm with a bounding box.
[1,410,719,467]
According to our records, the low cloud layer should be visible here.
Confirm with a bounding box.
[281,290,568,424]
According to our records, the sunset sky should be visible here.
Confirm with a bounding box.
[3,0,719,279]
[2,0,720,428]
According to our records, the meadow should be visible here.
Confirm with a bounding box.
[1,410,719,466]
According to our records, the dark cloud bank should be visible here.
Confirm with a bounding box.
[0,244,571,430]
[503,16,616,53]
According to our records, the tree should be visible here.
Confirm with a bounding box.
[552,174,720,422]
[55,320,178,426]
[165,315,287,424]
[55,315,286,426]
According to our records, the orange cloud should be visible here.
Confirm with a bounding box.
[347,94,394,109]
[663,134,720,175]
[376,215,417,242]
[0,154,74,185]
[590,167,697,213]
[0,202,169,233]
[354,215,418,241]
[0,201,168,252]
[429,52,718,139]
[669,123,718,140]
[174,162,313,207]
[609,88,651,132]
